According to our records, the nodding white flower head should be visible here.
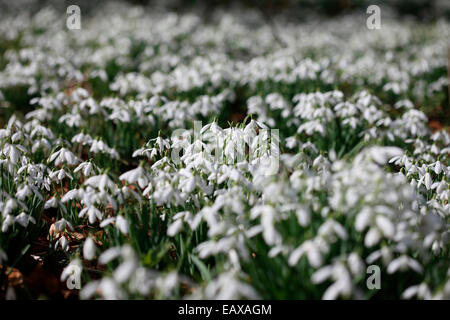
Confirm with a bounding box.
[433,161,442,175]
[167,219,184,237]
[79,205,103,224]
[89,139,119,159]
[250,205,281,246]
[402,283,432,300]
[49,168,73,181]
[424,172,432,190]
[61,258,82,282]
[3,198,18,216]
[387,256,423,274]
[61,189,80,203]
[71,88,90,102]
[289,240,324,268]
[15,184,32,201]
[2,215,14,232]
[74,161,95,176]
[11,131,23,143]
[84,174,117,193]
[116,215,129,235]
[318,219,348,242]
[347,252,365,276]
[99,217,116,228]
[55,236,69,251]
[99,278,126,300]
[5,144,21,164]
[312,262,353,300]
[366,146,403,166]
[114,259,138,284]
[14,212,36,227]
[49,147,80,166]
[83,237,96,261]
[365,228,382,247]
[44,197,67,214]
[98,247,122,265]
[192,271,260,300]
[71,132,93,145]
[55,218,74,232]
[119,166,148,188]
[80,281,100,300]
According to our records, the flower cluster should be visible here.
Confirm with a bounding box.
[0,1,449,300]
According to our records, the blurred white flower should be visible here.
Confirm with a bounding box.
[83,237,96,260]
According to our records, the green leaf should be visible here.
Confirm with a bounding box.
[189,254,211,282]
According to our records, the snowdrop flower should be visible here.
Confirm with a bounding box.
[80,98,101,115]
[49,169,73,181]
[5,144,20,164]
[367,146,403,166]
[98,247,122,265]
[424,172,432,190]
[289,240,323,268]
[79,205,102,224]
[84,174,117,193]
[116,215,129,235]
[99,278,126,300]
[402,283,432,300]
[71,88,89,102]
[11,131,23,143]
[49,148,79,166]
[268,244,289,258]
[366,247,393,265]
[74,161,95,176]
[54,218,74,232]
[114,259,138,284]
[394,99,414,109]
[433,161,442,175]
[2,198,18,216]
[59,113,84,128]
[155,136,170,154]
[285,136,297,149]
[14,212,36,227]
[119,166,148,188]
[132,146,158,159]
[347,252,365,276]
[167,219,184,237]
[196,237,236,259]
[387,256,423,274]
[99,217,116,228]
[250,205,281,245]
[90,139,119,159]
[195,271,260,300]
[80,281,100,300]
[71,132,93,145]
[60,258,82,283]
[55,236,69,251]
[156,272,179,297]
[2,214,14,232]
[375,215,395,238]
[44,197,67,214]
[83,237,96,260]
[15,184,32,201]
[312,262,353,300]
[364,228,382,247]
[61,189,80,202]
[318,219,348,242]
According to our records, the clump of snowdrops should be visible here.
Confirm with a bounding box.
[0,1,449,299]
